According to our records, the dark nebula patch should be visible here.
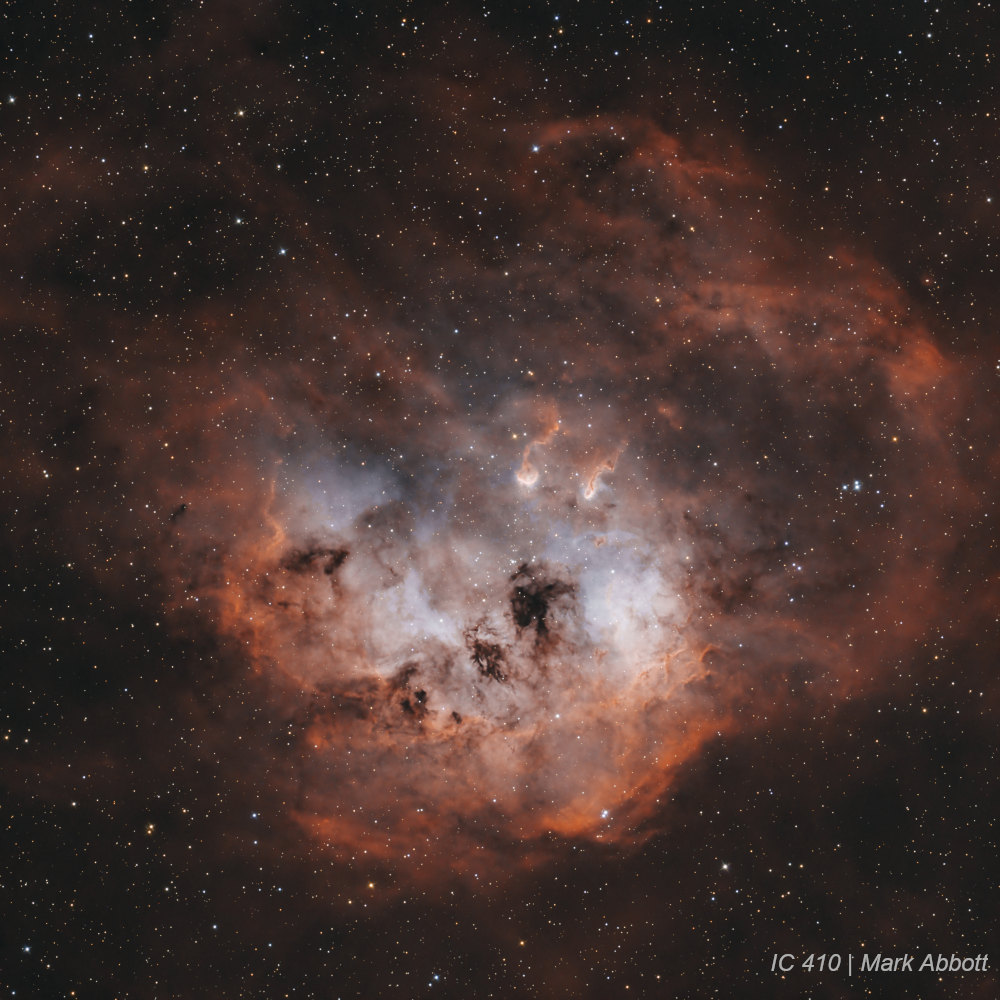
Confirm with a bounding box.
[281,545,350,577]
[509,563,575,637]
[466,626,507,683]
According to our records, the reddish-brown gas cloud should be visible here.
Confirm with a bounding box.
[7,66,971,881]
[125,109,962,877]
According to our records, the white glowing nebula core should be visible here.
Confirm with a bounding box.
[211,424,711,865]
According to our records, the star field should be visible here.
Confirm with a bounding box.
[2,2,999,998]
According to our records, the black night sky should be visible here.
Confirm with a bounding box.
[3,2,999,998]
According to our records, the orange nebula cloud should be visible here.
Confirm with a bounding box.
[16,97,973,885]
